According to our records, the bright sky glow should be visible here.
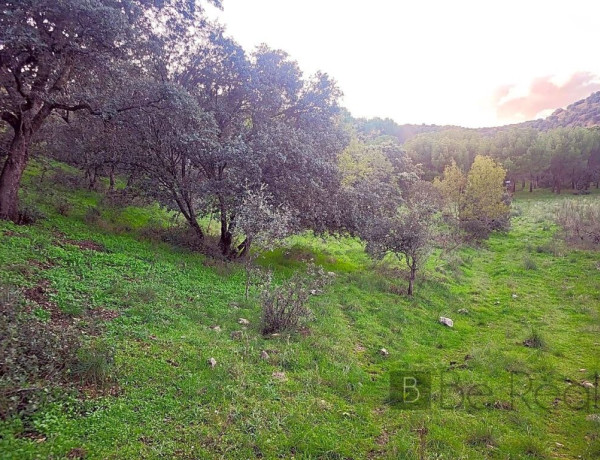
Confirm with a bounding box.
[207,0,600,128]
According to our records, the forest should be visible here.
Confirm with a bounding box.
[1,1,599,459]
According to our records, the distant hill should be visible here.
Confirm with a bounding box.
[353,91,600,144]
[522,91,600,130]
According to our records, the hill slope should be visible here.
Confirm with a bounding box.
[524,91,600,130]
[0,163,599,458]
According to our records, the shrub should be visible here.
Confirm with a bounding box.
[84,206,102,225]
[15,204,45,225]
[523,255,538,270]
[0,290,81,420]
[72,341,116,386]
[523,328,546,349]
[54,197,73,216]
[260,265,331,335]
[556,200,600,246]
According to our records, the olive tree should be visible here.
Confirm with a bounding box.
[0,0,219,221]
[360,181,442,296]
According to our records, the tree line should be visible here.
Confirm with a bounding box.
[0,0,592,293]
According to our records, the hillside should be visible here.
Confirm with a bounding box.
[354,91,600,144]
[1,162,599,459]
[523,91,600,131]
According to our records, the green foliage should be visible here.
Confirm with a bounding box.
[73,341,116,387]
[260,265,331,335]
[0,162,599,458]
[556,198,600,246]
[0,292,80,420]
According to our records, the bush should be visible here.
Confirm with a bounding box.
[523,255,538,270]
[0,290,81,420]
[15,204,45,225]
[72,341,116,386]
[260,265,331,335]
[84,206,102,225]
[523,328,546,349]
[54,197,73,216]
[556,200,600,246]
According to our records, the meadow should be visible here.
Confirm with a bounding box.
[0,165,599,459]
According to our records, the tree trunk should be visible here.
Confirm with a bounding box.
[0,131,29,221]
[188,217,204,242]
[529,177,533,192]
[108,166,115,192]
[218,196,234,256]
[407,270,415,296]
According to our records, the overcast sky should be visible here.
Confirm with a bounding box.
[206,0,600,128]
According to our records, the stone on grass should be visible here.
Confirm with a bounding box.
[208,357,217,368]
[272,371,287,381]
[439,317,454,328]
[581,381,595,389]
[457,308,469,315]
[512,294,518,299]
[238,318,250,325]
[210,325,221,332]
[379,348,389,357]
[260,350,270,360]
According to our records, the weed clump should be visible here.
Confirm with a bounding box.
[523,328,546,349]
[260,265,331,335]
[0,288,80,419]
[72,340,116,386]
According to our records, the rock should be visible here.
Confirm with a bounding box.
[260,350,270,360]
[579,368,587,372]
[512,294,518,299]
[581,381,595,389]
[310,289,318,296]
[208,357,217,368]
[587,414,600,422]
[457,308,469,315]
[379,348,389,357]
[494,300,500,305]
[210,325,221,332]
[230,330,243,340]
[439,317,454,328]
[238,318,250,325]
[555,442,564,448]
[272,371,287,381]
[327,272,336,277]
[270,333,281,338]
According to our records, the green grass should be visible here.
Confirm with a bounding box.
[1,165,599,459]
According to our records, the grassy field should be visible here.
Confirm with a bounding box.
[0,166,599,459]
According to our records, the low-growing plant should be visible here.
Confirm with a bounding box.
[260,265,331,335]
[523,328,546,349]
[556,199,600,246]
[523,254,538,270]
[0,292,81,420]
[84,206,102,225]
[72,340,116,386]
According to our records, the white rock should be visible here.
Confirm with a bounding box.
[457,308,469,315]
[208,357,217,368]
[261,350,270,360]
[379,348,389,357]
[581,381,595,389]
[439,317,454,328]
[512,294,518,299]
[327,272,336,277]
[210,325,221,332]
[238,318,250,325]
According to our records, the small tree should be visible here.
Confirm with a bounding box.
[461,155,510,238]
[234,186,291,298]
[361,181,441,296]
